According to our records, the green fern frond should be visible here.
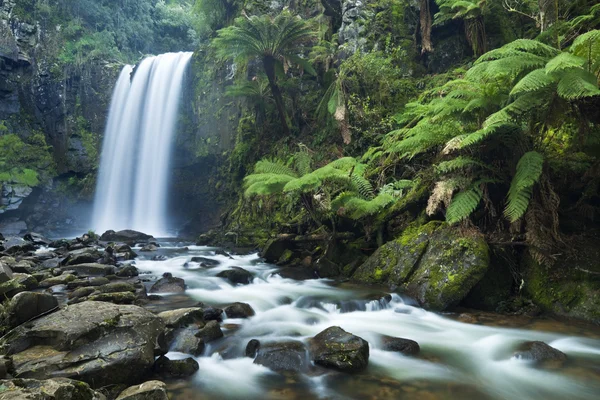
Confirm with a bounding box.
[435,156,487,174]
[293,151,312,176]
[244,173,297,196]
[477,39,559,60]
[570,30,600,58]
[504,151,544,222]
[556,69,600,100]
[332,191,395,220]
[484,93,547,126]
[253,159,298,177]
[458,123,519,149]
[545,53,586,74]
[510,69,556,96]
[446,185,483,224]
[350,174,375,200]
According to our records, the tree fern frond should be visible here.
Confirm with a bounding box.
[244,173,297,196]
[570,30,600,61]
[504,151,544,222]
[332,191,395,220]
[350,174,375,200]
[510,68,556,96]
[556,69,600,100]
[435,156,488,174]
[545,53,586,74]
[446,185,483,224]
[253,159,298,177]
[458,123,519,149]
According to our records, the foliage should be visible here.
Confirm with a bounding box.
[0,133,54,186]
[434,0,488,56]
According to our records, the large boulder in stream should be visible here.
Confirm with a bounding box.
[253,340,309,372]
[100,229,154,245]
[116,380,169,400]
[352,222,489,311]
[216,267,253,285]
[309,326,369,372]
[150,273,186,293]
[0,301,164,388]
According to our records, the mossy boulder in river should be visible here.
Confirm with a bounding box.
[352,222,489,311]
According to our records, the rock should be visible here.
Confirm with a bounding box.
[158,307,205,328]
[216,267,253,285]
[254,341,308,372]
[153,356,199,378]
[1,301,164,388]
[140,244,158,252]
[150,273,185,293]
[513,341,567,367]
[87,291,137,304]
[260,239,294,264]
[38,273,77,288]
[169,327,205,356]
[352,222,489,311]
[42,257,62,269]
[0,262,14,283]
[224,302,255,319]
[151,255,168,261]
[100,230,154,245]
[97,282,136,293]
[117,264,139,277]
[116,380,169,400]
[215,249,234,259]
[23,232,51,246]
[245,339,261,358]
[0,278,25,299]
[3,236,36,255]
[190,257,219,267]
[68,286,97,301]
[309,326,369,372]
[62,248,102,266]
[195,320,223,342]
[111,244,138,261]
[380,336,420,356]
[0,378,105,399]
[0,355,12,379]
[12,273,38,290]
[67,277,111,289]
[202,306,224,321]
[5,291,58,329]
[64,263,116,277]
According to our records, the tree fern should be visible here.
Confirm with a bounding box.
[510,68,556,96]
[504,151,544,222]
[435,156,488,174]
[456,123,519,150]
[570,29,600,74]
[545,53,586,74]
[556,69,600,100]
[445,185,483,224]
[253,159,298,177]
[332,191,395,220]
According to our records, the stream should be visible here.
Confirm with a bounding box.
[136,241,600,400]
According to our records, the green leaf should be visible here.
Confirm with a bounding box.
[446,186,483,224]
[504,151,544,222]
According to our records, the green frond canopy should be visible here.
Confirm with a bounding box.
[510,69,556,96]
[244,173,297,196]
[446,185,483,224]
[435,156,488,174]
[504,151,544,222]
[570,30,600,73]
[332,191,395,220]
[388,119,461,159]
[456,123,520,149]
[556,69,600,100]
[484,93,547,126]
[545,53,586,74]
[253,159,298,177]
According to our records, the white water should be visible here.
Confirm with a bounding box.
[138,244,600,400]
[92,52,193,236]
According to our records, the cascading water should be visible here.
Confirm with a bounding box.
[92,52,193,236]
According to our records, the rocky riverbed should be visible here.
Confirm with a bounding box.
[0,230,599,399]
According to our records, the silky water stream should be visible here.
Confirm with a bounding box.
[136,241,600,400]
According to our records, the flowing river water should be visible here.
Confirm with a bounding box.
[135,241,600,400]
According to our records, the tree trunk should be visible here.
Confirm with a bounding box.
[263,55,291,136]
[538,0,558,32]
[420,0,433,54]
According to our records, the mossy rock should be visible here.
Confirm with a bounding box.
[523,238,600,324]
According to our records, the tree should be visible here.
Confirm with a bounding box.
[213,12,316,136]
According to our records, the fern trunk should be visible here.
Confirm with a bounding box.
[263,55,291,136]
[420,0,433,54]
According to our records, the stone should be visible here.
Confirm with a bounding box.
[195,320,223,342]
[254,341,308,372]
[12,273,38,290]
[169,327,205,356]
[23,232,51,246]
[1,301,164,388]
[67,277,111,289]
[0,278,25,299]
[224,302,255,319]
[190,257,219,267]
[380,336,420,356]
[309,326,369,372]
[513,341,567,367]
[151,255,168,261]
[5,291,58,329]
[245,339,261,358]
[116,380,169,400]
[63,263,116,277]
[150,273,185,293]
[0,378,104,399]
[117,264,139,277]
[38,274,76,288]
[0,355,12,379]
[140,244,158,252]
[216,267,253,285]
[203,306,224,321]
[3,236,36,255]
[100,230,154,245]
[87,291,137,304]
[61,248,102,266]
[261,239,294,263]
[0,262,14,284]
[153,356,199,378]
[158,307,205,328]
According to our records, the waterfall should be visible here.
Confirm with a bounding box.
[92,52,193,236]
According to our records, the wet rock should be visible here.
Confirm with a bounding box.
[151,255,168,261]
[513,341,567,367]
[11,260,37,274]
[246,339,261,358]
[158,307,205,328]
[100,229,154,245]
[61,248,102,266]
[216,267,253,285]
[380,336,420,356]
[23,232,52,246]
[202,306,224,321]
[225,302,255,319]
[117,264,139,277]
[116,380,169,400]
[2,302,164,388]
[0,262,14,284]
[140,244,158,252]
[154,356,199,378]
[190,257,219,267]
[0,355,13,379]
[4,236,36,255]
[5,291,58,329]
[309,326,369,372]
[68,286,97,301]
[254,341,308,372]
[0,278,26,299]
[150,273,185,293]
[39,273,77,288]
[215,249,234,259]
[42,257,62,269]
[195,320,223,342]
[112,244,138,261]
[11,273,37,290]
[87,291,137,304]
[0,378,104,399]
[64,263,116,277]
[67,277,111,289]
[276,267,316,280]
[169,327,205,356]
[261,239,294,264]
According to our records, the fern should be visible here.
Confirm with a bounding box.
[253,159,298,177]
[445,185,483,224]
[332,191,395,220]
[456,123,519,149]
[556,68,600,100]
[545,53,586,74]
[435,156,487,174]
[504,151,544,222]
[510,69,556,96]
[244,173,297,196]
[350,174,375,199]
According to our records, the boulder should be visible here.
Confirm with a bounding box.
[0,378,104,399]
[12,273,38,290]
[245,339,261,358]
[380,336,420,356]
[0,262,14,284]
[224,302,255,319]
[38,274,77,288]
[1,301,164,388]
[195,320,223,343]
[116,380,169,400]
[23,232,52,246]
[202,306,224,321]
[100,230,154,245]
[158,307,205,328]
[117,264,139,277]
[513,341,567,367]
[190,257,219,267]
[153,356,199,378]
[169,327,205,356]
[5,291,58,329]
[3,236,36,255]
[216,267,253,285]
[151,255,168,261]
[0,278,25,299]
[67,277,111,289]
[309,326,369,372]
[63,263,115,277]
[150,273,185,293]
[352,222,489,311]
[87,291,137,304]
[61,248,102,266]
[0,355,12,379]
[260,239,294,263]
[140,244,158,252]
[254,341,308,372]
